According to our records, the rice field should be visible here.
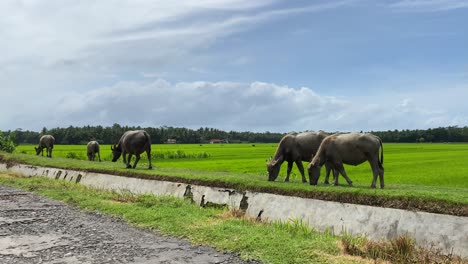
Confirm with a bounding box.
[16,143,468,189]
[8,142,468,211]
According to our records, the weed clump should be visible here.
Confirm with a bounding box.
[341,233,466,263]
[66,152,85,160]
[151,150,211,159]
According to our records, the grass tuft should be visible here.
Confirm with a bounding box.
[111,189,139,203]
[220,208,246,219]
[340,233,467,263]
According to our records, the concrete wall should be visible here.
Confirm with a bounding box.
[1,163,466,257]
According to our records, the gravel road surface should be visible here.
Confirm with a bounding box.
[0,185,258,264]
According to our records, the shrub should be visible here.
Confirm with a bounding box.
[66,152,85,160]
[151,150,211,160]
[0,135,16,153]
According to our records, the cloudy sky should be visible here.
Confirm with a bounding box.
[1,0,467,133]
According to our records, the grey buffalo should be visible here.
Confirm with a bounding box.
[87,141,101,161]
[267,131,332,183]
[35,135,55,158]
[111,130,152,169]
[307,133,384,188]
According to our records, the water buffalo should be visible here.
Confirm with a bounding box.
[87,140,101,161]
[111,130,152,169]
[35,135,55,158]
[307,133,384,188]
[267,131,332,183]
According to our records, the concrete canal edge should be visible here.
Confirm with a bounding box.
[1,163,467,257]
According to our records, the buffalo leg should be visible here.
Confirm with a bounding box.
[295,160,307,183]
[324,163,332,184]
[378,158,384,189]
[147,150,152,169]
[379,169,385,189]
[336,164,353,186]
[285,161,293,182]
[333,168,340,186]
[370,164,378,188]
[123,152,131,168]
[369,158,384,189]
[133,154,140,168]
[127,154,134,168]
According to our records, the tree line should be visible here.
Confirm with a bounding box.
[2,124,468,145]
[3,124,283,145]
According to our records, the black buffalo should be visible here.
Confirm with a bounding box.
[87,140,101,162]
[35,135,55,158]
[308,133,384,188]
[111,130,152,169]
[267,131,332,183]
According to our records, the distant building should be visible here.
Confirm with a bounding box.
[210,139,224,144]
[166,139,177,144]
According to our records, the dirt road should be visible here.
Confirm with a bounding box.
[0,185,258,264]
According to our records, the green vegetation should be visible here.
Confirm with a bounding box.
[5,124,468,145]
[6,142,468,216]
[0,174,361,264]
[341,232,465,263]
[0,134,16,153]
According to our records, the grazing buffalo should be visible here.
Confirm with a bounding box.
[87,140,101,161]
[307,133,384,188]
[35,135,55,158]
[267,131,332,183]
[111,130,152,169]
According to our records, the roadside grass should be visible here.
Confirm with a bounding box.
[341,232,466,263]
[3,144,468,216]
[0,173,367,264]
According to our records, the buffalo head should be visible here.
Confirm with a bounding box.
[34,147,41,155]
[307,162,321,185]
[266,156,282,181]
[111,144,122,162]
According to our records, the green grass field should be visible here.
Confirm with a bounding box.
[16,143,468,187]
[7,143,468,215]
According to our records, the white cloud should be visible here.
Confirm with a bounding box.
[4,79,467,132]
[389,0,468,12]
[0,0,352,71]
